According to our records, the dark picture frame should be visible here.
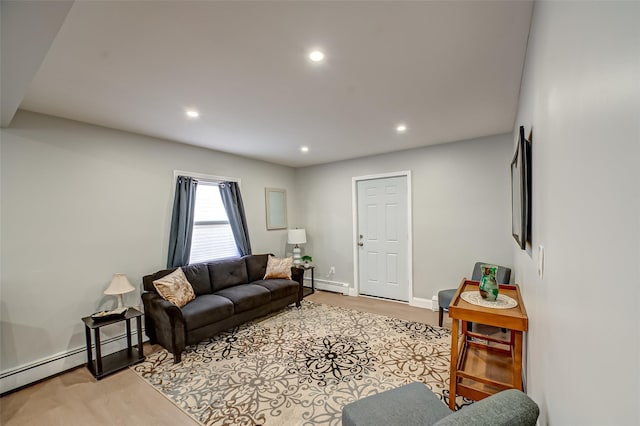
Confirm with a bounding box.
[511,126,532,249]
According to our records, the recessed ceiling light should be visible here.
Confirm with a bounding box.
[308,50,325,62]
[396,124,407,133]
[185,110,200,118]
[301,146,309,153]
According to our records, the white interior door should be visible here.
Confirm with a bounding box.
[357,176,409,301]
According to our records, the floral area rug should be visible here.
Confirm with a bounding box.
[132,300,470,425]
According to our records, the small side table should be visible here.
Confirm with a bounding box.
[296,265,315,297]
[82,307,145,379]
[447,279,528,410]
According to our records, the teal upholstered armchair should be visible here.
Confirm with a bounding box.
[438,262,511,327]
[342,382,539,426]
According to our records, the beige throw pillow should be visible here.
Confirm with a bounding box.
[153,267,195,308]
[264,255,293,280]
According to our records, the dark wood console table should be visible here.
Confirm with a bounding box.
[82,307,145,379]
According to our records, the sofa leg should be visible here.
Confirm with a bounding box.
[296,300,301,308]
[173,351,182,364]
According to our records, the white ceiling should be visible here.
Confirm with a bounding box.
[5,1,533,168]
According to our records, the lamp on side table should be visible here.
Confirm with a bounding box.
[104,273,135,313]
[287,228,307,266]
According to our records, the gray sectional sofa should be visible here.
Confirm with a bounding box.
[142,254,303,363]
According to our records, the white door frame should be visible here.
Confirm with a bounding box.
[352,171,413,302]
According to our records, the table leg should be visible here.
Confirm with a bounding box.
[513,331,523,390]
[311,268,315,293]
[126,318,132,355]
[136,316,144,359]
[84,326,94,374]
[127,319,133,355]
[95,328,102,375]
[449,318,459,410]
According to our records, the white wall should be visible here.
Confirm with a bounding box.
[0,110,297,384]
[295,134,514,302]
[512,2,639,424]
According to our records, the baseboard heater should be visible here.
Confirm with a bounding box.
[0,329,148,395]
[306,277,350,294]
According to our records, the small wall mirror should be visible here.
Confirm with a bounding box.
[265,188,287,230]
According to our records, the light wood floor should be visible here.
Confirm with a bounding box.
[0,291,452,426]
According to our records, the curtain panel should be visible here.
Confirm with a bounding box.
[219,181,252,256]
[167,176,198,268]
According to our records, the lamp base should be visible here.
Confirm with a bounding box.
[293,246,302,265]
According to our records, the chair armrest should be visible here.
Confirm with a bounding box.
[433,389,539,426]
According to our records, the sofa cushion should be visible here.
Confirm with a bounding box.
[208,258,249,291]
[215,284,271,313]
[264,255,293,280]
[152,268,195,308]
[181,262,213,295]
[254,279,298,301]
[244,254,270,282]
[181,294,234,331]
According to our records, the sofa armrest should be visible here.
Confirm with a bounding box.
[291,267,304,304]
[291,267,304,285]
[141,291,185,349]
[433,389,539,426]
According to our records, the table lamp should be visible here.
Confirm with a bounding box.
[287,228,307,266]
[104,273,135,309]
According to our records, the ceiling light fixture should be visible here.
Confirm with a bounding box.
[185,110,200,119]
[308,50,325,62]
[396,124,407,133]
[301,146,309,153]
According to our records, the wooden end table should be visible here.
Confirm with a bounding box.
[448,279,528,409]
[82,307,145,379]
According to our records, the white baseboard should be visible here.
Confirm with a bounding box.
[431,295,439,311]
[410,297,434,310]
[310,280,436,310]
[0,330,147,394]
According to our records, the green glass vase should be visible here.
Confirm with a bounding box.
[479,265,499,301]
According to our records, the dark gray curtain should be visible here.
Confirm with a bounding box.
[167,176,198,268]
[219,181,252,256]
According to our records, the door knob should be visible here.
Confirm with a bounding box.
[358,234,364,246]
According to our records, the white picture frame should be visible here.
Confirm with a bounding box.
[265,188,287,230]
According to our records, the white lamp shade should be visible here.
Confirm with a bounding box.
[104,274,135,295]
[287,229,307,245]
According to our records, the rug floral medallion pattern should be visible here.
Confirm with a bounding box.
[132,301,471,426]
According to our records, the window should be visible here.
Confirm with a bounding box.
[189,182,239,263]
